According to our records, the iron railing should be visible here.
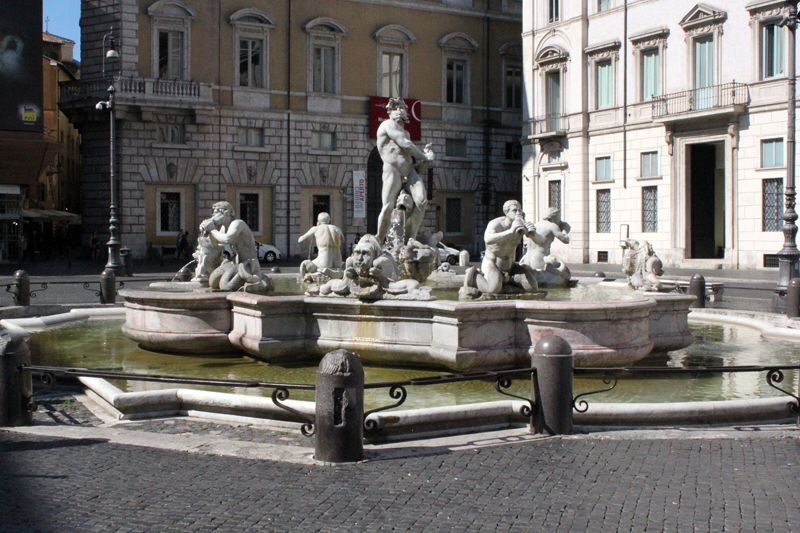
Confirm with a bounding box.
[531,113,569,135]
[651,82,749,119]
[573,365,800,413]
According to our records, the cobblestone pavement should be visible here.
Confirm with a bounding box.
[2,428,800,533]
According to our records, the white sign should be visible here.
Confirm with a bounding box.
[353,171,366,219]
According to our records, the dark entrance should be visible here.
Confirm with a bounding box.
[689,143,725,258]
[367,148,383,235]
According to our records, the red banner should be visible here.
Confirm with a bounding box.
[369,96,421,141]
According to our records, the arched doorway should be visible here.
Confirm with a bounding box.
[367,147,383,235]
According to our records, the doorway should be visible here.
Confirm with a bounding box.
[688,142,725,258]
[367,148,383,235]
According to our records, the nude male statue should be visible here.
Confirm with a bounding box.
[299,212,345,279]
[464,200,538,295]
[375,97,434,244]
[521,207,571,270]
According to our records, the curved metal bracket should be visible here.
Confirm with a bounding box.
[27,372,57,412]
[766,369,800,415]
[494,375,535,417]
[29,282,48,300]
[364,385,407,432]
[271,387,315,436]
[573,373,618,413]
[83,282,101,297]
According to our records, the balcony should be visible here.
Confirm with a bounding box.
[651,82,749,122]
[60,78,214,109]
[529,113,569,141]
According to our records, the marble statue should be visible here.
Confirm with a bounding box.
[521,207,573,287]
[375,97,434,243]
[196,201,273,294]
[191,229,223,284]
[309,234,432,301]
[299,212,345,283]
[621,238,674,292]
[460,200,540,300]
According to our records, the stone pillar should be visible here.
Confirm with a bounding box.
[531,335,573,436]
[689,274,706,309]
[12,270,30,307]
[100,268,116,304]
[459,249,470,267]
[314,349,364,463]
[0,330,33,427]
[788,278,800,318]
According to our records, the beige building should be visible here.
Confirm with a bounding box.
[522,0,800,270]
[60,0,524,259]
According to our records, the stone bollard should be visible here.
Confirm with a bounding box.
[531,335,573,436]
[12,270,30,307]
[177,264,193,282]
[100,268,116,304]
[593,271,606,278]
[788,279,800,319]
[688,274,706,309]
[459,249,470,267]
[120,247,133,277]
[315,349,364,463]
[0,329,33,427]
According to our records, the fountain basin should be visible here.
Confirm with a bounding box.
[226,291,695,370]
[120,290,237,354]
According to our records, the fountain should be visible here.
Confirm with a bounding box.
[120,97,696,371]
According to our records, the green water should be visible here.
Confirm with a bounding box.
[27,319,800,407]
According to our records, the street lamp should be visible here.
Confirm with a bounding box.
[96,27,123,274]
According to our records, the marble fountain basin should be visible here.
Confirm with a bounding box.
[119,288,695,371]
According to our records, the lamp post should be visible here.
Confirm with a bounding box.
[96,28,123,274]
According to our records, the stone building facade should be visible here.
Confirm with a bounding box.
[522,0,798,269]
[60,0,523,259]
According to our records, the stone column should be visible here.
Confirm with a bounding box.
[531,335,573,436]
[0,329,33,427]
[314,349,364,463]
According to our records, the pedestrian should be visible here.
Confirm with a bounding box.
[177,229,189,260]
[90,231,100,261]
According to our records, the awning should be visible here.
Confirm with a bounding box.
[21,209,81,224]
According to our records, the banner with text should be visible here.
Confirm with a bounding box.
[353,171,366,219]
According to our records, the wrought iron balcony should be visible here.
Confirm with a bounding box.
[530,113,569,138]
[60,77,214,106]
[651,82,749,120]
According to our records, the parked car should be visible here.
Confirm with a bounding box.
[437,242,460,265]
[222,241,281,263]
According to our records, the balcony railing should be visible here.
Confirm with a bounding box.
[531,113,569,136]
[651,82,749,119]
[60,77,213,105]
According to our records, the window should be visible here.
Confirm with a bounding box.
[312,131,336,151]
[160,192,181,233]
[230,10,274,89]
[158,31,184,79]
[238,127,263,147]
[447,60,466,104]
[548,0,560,23]
[445,197,462,234]
[598,0,611,12]
[762,22,785,79]
[763,178,784,232]
[548,180,561,210]
[238,39,263,87]
[762,138,785,168]
[304,18,347,98]
[313,46,336,94]
[505,65,522,109]
[641,48,660,101]
[239,193,259,232]
[445,138,467,158]
[641,151,659,177]
[545,70,562,130]
[642,186,658,233]
[505,141,521,161]
[597,189,611,233]
[148,1,195,81]
[694,34,715,109]
[381,52,403,97]
[595,60,613,109]
[312,194,331,226]
[595,156,612,181]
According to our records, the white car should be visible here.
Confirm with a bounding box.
[437,242,460,265]
[222,241,281,262]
